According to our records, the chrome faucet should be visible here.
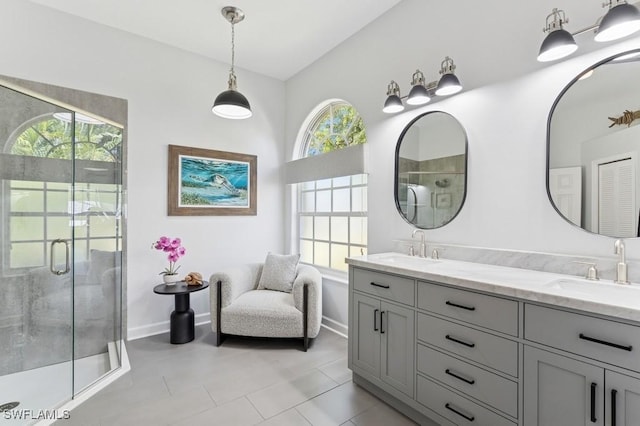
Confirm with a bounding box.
[412,229,426,258]
[614,239,629,284]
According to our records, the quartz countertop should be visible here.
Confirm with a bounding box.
[346,252,640,322]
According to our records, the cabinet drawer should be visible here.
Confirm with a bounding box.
[417,344,518,418]
[525,304,640,372]
[418,313,519,377]
[353,268,415,306]
[417,375,516,426]
[418,281,518,336]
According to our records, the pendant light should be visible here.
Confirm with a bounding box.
[537,8,578,62]
[406,70,431,106]
[383,81,404,114]
[595,0,640,42]
[212,6,252,120]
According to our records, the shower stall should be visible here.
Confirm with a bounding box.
[0,76,126,422]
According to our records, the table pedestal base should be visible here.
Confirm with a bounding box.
[170,294,194,344]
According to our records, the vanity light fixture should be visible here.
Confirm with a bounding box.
[383,57,463,114]
[538,1,640,62]
[212,6,252,120]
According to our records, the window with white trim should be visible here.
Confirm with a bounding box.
[296,101,367,272]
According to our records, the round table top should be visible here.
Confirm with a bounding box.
[153,280,209,295]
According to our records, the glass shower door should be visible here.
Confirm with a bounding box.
[0,85,75,415]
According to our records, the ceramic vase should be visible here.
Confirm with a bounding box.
[163,274,179,285]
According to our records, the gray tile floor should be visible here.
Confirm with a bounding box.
[55,325,416,425]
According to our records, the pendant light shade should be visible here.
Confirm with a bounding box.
[595,1,640,42]
[406,70,431,106]
[212,6,252,120]
[537,8,577,62]
[383,81,404,114]
[435,57,462,96]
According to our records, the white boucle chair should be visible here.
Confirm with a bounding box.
[210,263,322,351]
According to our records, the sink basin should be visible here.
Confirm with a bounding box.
[373,253,440,268]
[542,278,640,298]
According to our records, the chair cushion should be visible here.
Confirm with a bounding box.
[257,252,299,293]
[221,290,303,338]
[86,249,121,284]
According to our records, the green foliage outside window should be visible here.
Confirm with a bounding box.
[11,117,122,162]
[306,103,366,156]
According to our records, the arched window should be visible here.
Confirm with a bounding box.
[295,101,367,272]
[6,113,122,270]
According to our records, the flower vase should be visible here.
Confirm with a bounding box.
[163,274,179,285]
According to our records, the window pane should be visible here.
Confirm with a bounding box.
[90,239,118,252]
[301,181,315,191]
[47,217,74,240]
[331,217,349,243]
[300,216,313,239]
[350,217,367,245]
[316,179,332,189]
[333,188,350,212]
[11,242,44,268]
[11,180,43,189]
[315,216,329,241]
[75,240,89,263]
[352,187,367,212]
[11,190,44,212]
[300,191,315,212]
[300,239,313,264]
[352,174,367,185]
[331,243,349,271]
[48,182,70,190]
[314,242,330,267]
[333,176,351,188]
[89,215,117,237]
[47,191,69,213]
[350,246,367,257]
[11,217,44,241]
[316,190,331,212]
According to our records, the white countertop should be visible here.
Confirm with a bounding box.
[346,252,640,322]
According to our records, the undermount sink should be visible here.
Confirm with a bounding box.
[542,277,640,298]
[374,253,441,267]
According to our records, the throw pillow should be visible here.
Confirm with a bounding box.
[86,250,121,284]
[257,252,300,293]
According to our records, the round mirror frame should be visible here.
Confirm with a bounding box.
[546,48,640,238]
[394,111,469,229]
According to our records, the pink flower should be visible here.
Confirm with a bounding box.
[170,238,181,248]
[152,236,186,276]
[167,252,180,262]
[177,246,186,256]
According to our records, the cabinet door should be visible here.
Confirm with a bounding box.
[380,301,414,397]
[524,346,604,426]
[352,293,380,377]
[606,370,640,426]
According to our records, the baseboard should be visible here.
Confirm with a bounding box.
[321,316,348,338]
[127,312,211,340]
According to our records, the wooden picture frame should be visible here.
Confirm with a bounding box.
[168,145,257,216]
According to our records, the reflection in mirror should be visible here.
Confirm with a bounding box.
[548,49,640,237]
[395,111,467,229]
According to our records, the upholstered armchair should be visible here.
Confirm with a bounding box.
[210,259,322,351]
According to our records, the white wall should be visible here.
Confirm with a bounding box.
[0,0,286,338]
[284,0,640,331]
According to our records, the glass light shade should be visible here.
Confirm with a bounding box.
[537,29,578,62]
[406,84,431,106]
[212,89,252,119]
[595,2,640,42]
[383,94,404,113]
[435,73,462,96]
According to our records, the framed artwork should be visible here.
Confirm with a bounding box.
[168,145,257,216]
[435,193,452,209]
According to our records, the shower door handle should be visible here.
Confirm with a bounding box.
[50,239,70,275]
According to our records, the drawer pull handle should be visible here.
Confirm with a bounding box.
[380,311,385,334]
[445,369,475,385]
[590,382,597,423]
[611,389,617,426]
[579,333,633,352]
[374,309,379,331]
[445,334,476,348]
[445,403,475,422]
[370,281,390,289]
[445,301,476,311]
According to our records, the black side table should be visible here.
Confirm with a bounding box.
[153,281,209,344]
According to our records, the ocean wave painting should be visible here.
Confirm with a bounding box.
[179,155,250,207]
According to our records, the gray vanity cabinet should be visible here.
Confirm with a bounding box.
[606,370,640,426]
[523,345,605,426]
[351,271,415,398]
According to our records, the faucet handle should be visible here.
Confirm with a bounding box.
[573,261,600,281]
[431,248,440,260]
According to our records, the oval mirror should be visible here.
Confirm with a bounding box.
[548,49,640,237]
[395,111,468,229]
